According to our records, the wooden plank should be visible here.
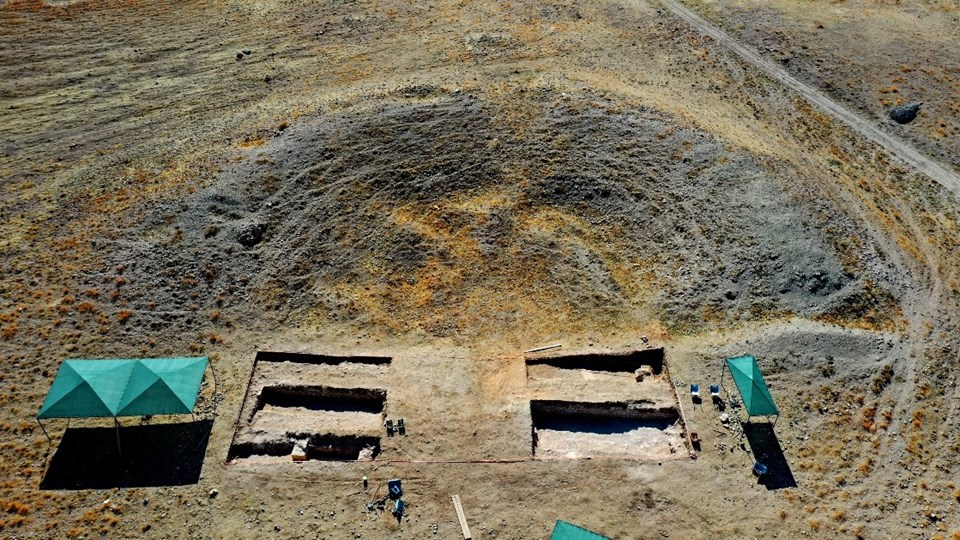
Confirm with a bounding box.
[523,343,562,354]
[451,494,472,539]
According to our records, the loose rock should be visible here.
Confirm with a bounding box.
[889,102,922,124]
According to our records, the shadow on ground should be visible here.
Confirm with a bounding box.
[743,422,797,490]
[41,420,212,490]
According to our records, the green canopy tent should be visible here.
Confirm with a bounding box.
[550,520,610,540]
[37,358,210,456]
[721,355,779,423]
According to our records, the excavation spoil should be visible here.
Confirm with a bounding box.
[117,89,852,340]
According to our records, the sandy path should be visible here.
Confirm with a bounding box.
[655,0,960,198]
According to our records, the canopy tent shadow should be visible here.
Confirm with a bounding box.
[40,419,212,489]
[743,422,797,490]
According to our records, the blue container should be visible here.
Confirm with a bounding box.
[752,462,768,477]
[387,479,403,499]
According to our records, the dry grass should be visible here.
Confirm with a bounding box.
[74,301,97,313]
[1,500,30,516]
[1,324,17,340]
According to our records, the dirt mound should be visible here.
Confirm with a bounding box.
[114,88,851,342]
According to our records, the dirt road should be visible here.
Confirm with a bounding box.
[656,0,960,198]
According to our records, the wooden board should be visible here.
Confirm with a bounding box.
[451,494,472,539]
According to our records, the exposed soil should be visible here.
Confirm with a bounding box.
[675,0,960,171]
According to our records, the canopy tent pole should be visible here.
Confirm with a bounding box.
[37,418,52,445]
[114,417,122,460]
[208,360,219,397]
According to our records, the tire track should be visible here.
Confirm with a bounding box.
[656,0,960,199]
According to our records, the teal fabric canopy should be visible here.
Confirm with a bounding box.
[725,355,779,417]
[550,520,609,540]
[38,358,208,419]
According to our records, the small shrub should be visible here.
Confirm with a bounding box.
[0,516,25,528]
[1,325,16,340]
[79,509,98,523]
[203,265,218,283]
[102,514,120,529]
[872,365,894,394]
[75,302,97,313]
[1,500,30,515]
[118,310,132,323]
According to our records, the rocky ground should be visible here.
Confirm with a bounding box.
[1,0,960,538]
[677,0,960,170]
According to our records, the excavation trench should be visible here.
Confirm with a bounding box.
[525,348,664,376]
[229,385,387,463]
[228,434,381,462]
[530,400,683,459]
[255,351,392,366]
[249,385,387,421]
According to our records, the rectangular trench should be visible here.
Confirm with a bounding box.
[530,400,683,460]
[525,348,664,375]
[249,385,387,421]
[229,385,387,463]
[255,351,392,366]
[228,434,382,462]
